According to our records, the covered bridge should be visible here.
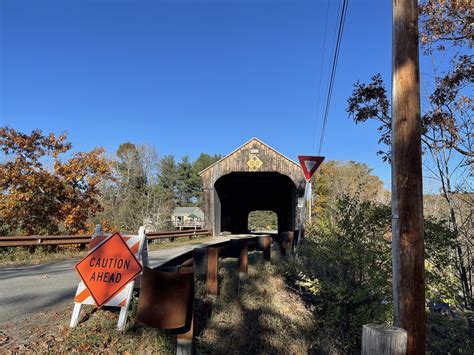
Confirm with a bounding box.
[199,138,306,236]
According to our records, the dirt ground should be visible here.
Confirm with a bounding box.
[1,303,78,353]
[0,301,175,353]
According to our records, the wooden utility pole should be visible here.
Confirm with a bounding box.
[392,0,425,354]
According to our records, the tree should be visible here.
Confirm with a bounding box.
[346,74,391,162]
[116,142,147,191]
[419,0,472,52]
[176,156,194,206]
[94,144,175,232]
[0,127,111,235]
[312,160,389,215]
[190,153,221,206]
[157,155,178,204]
[291,194,466,353]
[160,153,221,207]
[98,143,148,232]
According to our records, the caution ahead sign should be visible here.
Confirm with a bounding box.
[75,232,143,308]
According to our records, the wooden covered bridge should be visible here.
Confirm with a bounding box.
[199,137,306,236]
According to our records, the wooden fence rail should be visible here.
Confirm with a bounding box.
[0,229,210,248]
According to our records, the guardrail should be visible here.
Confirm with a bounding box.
[0,229,211,248]
[136,230,300,354]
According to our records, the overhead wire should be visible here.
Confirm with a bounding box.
[317,0,349,155]
[311,0,331,151]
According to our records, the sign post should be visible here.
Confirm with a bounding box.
[70,225,148,331]
[296,156,324,250]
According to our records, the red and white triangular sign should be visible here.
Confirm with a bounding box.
[298,156,325,181]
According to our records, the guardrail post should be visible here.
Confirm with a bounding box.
[206,247,219,296]
[176,317,193,355]
[278,233,287,256]
[258,235,271,262]
[177,266,194,355]
[277,231,295,256]
[194,248,207,276]
[288,231,295,253]
[238,239,248,281]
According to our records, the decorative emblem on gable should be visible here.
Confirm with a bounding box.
[247,155,263,171]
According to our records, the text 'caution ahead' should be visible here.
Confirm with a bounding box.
[75,232,143,307]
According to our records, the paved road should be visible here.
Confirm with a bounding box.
[0,237,237,323]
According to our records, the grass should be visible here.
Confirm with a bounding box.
[0,245,88,267]
[0,293,176,353]
[1,247,314,354]
[64,293,176,353]
[195,252,314,354]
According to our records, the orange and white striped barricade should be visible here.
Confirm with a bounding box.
[70,225,149,331]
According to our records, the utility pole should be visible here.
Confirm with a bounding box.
[392,0,425,354]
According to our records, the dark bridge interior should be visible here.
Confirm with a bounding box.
[214,172,296,234]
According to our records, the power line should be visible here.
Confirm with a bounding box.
[317,0,349,155]
[311,0,331,151]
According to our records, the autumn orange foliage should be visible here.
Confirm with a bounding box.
[0,127,112,235]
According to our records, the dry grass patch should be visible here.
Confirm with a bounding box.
[0,293,175,353]
[196,253,314,354]
[0,245,88,267]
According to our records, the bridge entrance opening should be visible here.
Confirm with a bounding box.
[248,210,278,233]
[199,138,305,236]
[213,172,296,234]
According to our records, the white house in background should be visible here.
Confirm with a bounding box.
[172,207,205,229]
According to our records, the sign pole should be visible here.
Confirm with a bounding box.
[296,180,310,251]
[296,156,325,252]
[308,182,312,224]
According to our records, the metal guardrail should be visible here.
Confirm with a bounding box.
[136,231,297,354]
[0,229,211,248]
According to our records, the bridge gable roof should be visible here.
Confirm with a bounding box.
[199,137,305,189]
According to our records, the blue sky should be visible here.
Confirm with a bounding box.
[1,0,394,187]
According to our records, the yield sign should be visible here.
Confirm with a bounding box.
[298,156,325,181]
[75,232,142,307]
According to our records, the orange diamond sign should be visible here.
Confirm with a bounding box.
[75,232,143,307]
